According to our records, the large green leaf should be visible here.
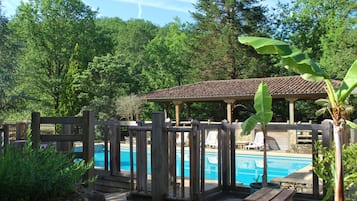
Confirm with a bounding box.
[238,36,329,81]
[336,59,357,103]
[254,82,273,125]
[346,120,357,129]
[241,115,259,135]
[241,82,273,135]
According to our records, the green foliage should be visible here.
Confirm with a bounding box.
[238,36,329,81]
[10,0,100,115]
[242,82,273,135]
[241,82,273,186]
[0,145,93,201]
[313,142,357,201]
[239,35,357,200]
[0,5,18,116]
[143,21,196,91]
[272,0,357,79]
[190,0,276,80]
[76,54,131,119]
[239,36,357,124]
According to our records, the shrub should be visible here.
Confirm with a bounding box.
[313,142,357,201]
[0,145,93,201]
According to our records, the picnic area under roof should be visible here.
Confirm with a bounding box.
[141,75,341,102]
[141,76,342,124]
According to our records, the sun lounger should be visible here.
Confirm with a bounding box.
[245,131,264,150]
[205,130,218,148]
[176,132,189,146]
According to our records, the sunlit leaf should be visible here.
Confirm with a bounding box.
[254,82,273,125]
[346,120,357,129]
[316,108,328,117]
[241,82,273,135]
[315,98,329,107]
[336,59,357,103]
[238,36,329,81]
[241,115,259,135]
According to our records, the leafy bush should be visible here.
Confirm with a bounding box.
[0,145,93,201]
[313,142,357,201]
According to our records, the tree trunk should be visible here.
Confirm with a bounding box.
[334,125,345,201]
[262,129,268,187]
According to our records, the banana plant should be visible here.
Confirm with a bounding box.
[241,82,273,187]
[239,36,357,201]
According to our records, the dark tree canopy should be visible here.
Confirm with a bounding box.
[190,0,276,80]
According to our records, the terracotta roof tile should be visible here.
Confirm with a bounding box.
[141,76,341,102]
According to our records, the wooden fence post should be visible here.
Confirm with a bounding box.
[311,126,320,196]
[109,119,120,175]
[31,112,41,149]
[351,119,357,143]
[321,119,333,200]
[221,120,230,189]
[136,120,148,192]
[57,124,73,152]
[1,124,9,154]
[151,112,168,200]
[229,123,236,187]
[16,122,28,140]
[82,110,94,189]
[190,120,200,200]
[321,119,333,148]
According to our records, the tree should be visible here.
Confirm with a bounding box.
[10,0,100,115]
[190,0,275,80]
[114,19,159,93]
[273,0,357,78]
[241,82,273,187]
[0,1,18,115]
[75,54,131,119]
[95,17,125,54]
[58,43,82,116]
[143,21,196,91]
[115,95,145,120]
[239,36,357,201]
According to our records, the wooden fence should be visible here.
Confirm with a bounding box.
[30,111,95,188]
[2,112,357,200]
[126,112,337,201]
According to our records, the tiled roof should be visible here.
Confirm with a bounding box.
[141,76,342,102]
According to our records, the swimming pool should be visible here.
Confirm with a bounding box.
[88,145,311,186]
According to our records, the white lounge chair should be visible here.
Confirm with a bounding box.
[245,131,264,150]
[205,130,218,148]
[176,132,189,146]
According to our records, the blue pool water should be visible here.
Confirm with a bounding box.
[82,145,311,186]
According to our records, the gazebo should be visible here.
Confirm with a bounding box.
[141,76,341,125]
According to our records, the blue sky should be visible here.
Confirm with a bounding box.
[2,0,285,26]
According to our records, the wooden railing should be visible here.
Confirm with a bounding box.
[126,113,338,200]
[30,111,95,188]
[2,111,355,200]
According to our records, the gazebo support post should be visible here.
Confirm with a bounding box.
[286,98,297,124]
[224,99,236,123]
[173,101,182,126]
[286,98,298,148]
